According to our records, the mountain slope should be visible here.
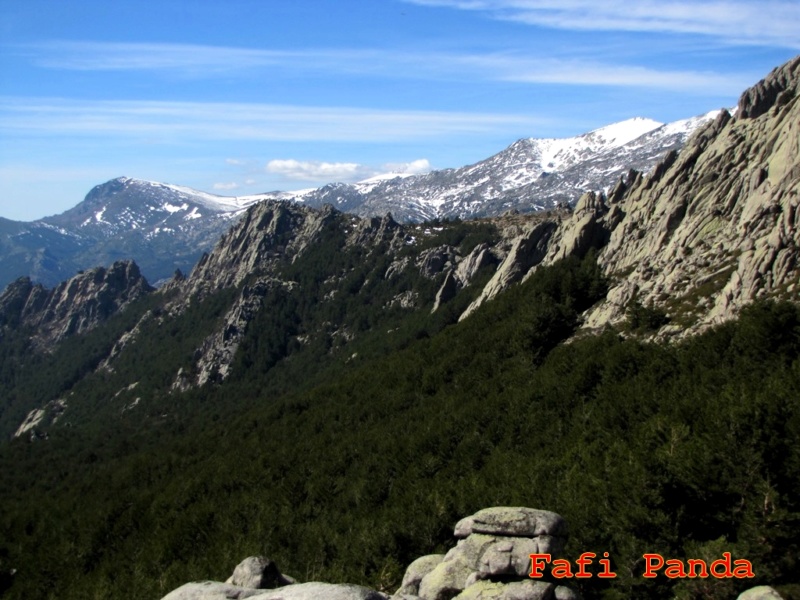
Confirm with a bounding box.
[2,56,797,433]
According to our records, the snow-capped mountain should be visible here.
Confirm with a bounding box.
[0,178,273,288]
[292,111,721,221]
[44,177,266,238]
[0,110,718,289]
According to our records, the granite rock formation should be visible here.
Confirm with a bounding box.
[0,260,152,348]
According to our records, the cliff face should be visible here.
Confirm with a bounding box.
[461,55,800,336]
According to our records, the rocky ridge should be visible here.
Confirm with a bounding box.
[0,260,152,348]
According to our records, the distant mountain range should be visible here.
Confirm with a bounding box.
[0,111,719,288]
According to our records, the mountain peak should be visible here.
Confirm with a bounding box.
[583,116,663,145]
[738,54,800,119]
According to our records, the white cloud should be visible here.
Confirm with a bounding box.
[403,0,800,49]
[266,160,376,182]
[382,159,432,174]
[265,158,432,183]
[213,182,239,190]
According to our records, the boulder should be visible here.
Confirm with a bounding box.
[395,554,446,596]
[454,508,567,539]
[553,586,581,600]
[418,553,475,600]
[251,582,388,599]
[737,586,784,600]
[470,535,563,578]
[226,556,292,589]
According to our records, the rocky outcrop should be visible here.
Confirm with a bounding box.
[408,508,575,600]
[13,398,67,439]
[541,192,609,263]
[191,277,292,386]
[0,260,152,348]
[161,508,578,600]
[418,246,459,279]
[183,202,334,300]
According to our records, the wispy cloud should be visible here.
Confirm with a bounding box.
[19,41,356,75]
[14,41,751,94]
[450,55,747,94]
[0,97,544,142]
[404,0,800,49]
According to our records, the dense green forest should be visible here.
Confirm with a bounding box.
[1,253,799,600]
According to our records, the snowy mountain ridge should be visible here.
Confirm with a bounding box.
[288,109,722,221]
[1,109,721,288]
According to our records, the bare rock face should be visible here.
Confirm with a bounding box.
[459,220,558,320]
[183,201,335,301]
[542,192,609,264]
[0,260,152,348]
[455,244,496,286]
[192,277,291,386]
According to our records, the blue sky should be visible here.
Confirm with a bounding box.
[0,0,798,221]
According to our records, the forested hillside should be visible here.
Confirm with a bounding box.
[1,254,798,600]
